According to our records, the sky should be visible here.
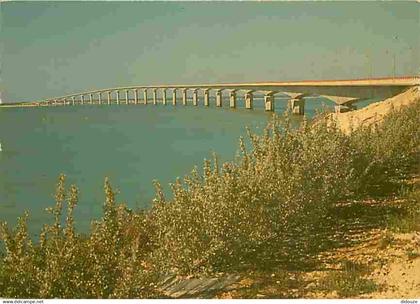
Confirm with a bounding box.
[0,1,419,102]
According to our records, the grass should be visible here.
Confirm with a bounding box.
[386,186,420,233]
[319,261,378,297]
[379,230,395,249]
[406,249,420,260]
[0,98,419,298]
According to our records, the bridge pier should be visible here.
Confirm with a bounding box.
[124,90,128,104]
[153,89,157,105]
[216,89,223,107]
[229,90,237,108]
[335,104,357,113]
[288,98,305,115]
[182,88,187,105]
[204,89,210,106]
[89,93,93,104]
[143,89,148,105]
[172,89,177,106]
[192,89,198,106]
[162,89,167,105]
[245,91,253,109]
[323,95,359,112]
[116,90,120,105]
[264,92,275,111]
[134,89,138,104]
[107,91,111,105]
[98,92,102,104]
[80,95,85,105]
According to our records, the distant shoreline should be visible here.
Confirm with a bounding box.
[0,103,40,108]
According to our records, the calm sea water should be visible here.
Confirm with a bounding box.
[1,97,371,236]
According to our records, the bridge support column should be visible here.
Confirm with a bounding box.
[81,95,85,105]
[288,98,305,115]
[98,92,102,104]
[72,97,75,106]
[116,91,120,105]
[172,89,177,106]
[134,89,138,104]
[216,90,223,107]
[153,89,157,105]
[204,89,210,106]
[182,89,187,105]
[264,93,274,111]
[107,91,111,105]
[143,89,148,105]
[229,91,237,108]
[192,89,198,106]
[245,91,253,109]
[335,104,357,113]
[89,93,93,104]
[162,89,167,105]
[125,90,129,104]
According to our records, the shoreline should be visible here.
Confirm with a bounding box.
[0,103,40,108]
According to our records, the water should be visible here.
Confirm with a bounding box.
[0,97,340,236]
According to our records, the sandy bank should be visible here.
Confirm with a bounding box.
[329,86,420,134]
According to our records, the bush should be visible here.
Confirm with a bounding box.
[150,116,350,274]
[0,175,158,298]
[348,101,420,194]
[151,101,420,275]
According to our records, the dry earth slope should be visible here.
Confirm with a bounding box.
[330,86,420,134]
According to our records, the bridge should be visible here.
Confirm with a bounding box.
[38,76,419,114]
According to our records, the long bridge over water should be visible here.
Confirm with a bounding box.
[37,76,419,114]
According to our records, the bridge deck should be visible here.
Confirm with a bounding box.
[30,76,420,107]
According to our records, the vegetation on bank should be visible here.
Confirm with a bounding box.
[0,99,419,298]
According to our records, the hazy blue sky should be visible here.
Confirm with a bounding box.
[1,1,419,102]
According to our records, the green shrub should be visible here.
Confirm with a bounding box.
[151,101,420,275]
[150,115,356,274]
[0,175,158,298]
[348,101,420,194]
